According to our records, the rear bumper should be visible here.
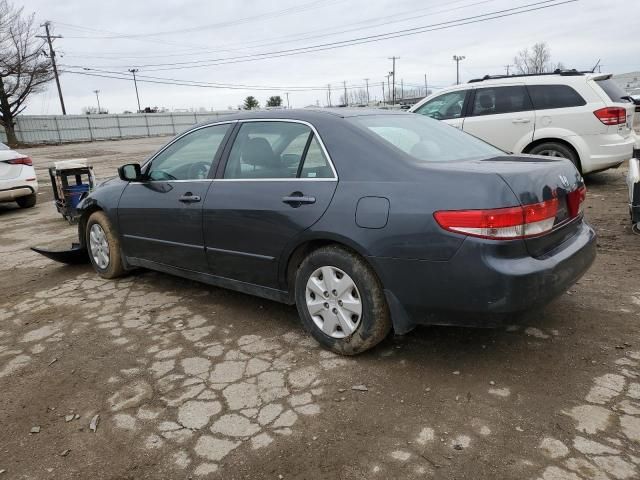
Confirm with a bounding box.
[579,133,635,173]
[371,221,596,329]
[0,186,35,202]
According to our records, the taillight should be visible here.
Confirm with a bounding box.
[593,107,627,126]
[434,199,558,240]
[6,156,33,166]
[566,185,587,217]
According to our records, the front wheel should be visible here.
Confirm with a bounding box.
[86,211,126,279]
[294,246,391,355]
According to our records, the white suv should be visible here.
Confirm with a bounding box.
[410,71,636,174]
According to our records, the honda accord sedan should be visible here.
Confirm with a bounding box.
[65,109,595,354]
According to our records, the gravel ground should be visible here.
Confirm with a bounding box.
[0,137,639,480]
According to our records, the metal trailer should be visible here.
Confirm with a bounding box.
[48,159,95,223]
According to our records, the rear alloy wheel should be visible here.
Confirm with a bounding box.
[528,142,580,171]
[295,246,391,355]
[16,193,37,208]
[86,211,125,279]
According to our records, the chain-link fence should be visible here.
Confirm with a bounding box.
[1,112,236,145]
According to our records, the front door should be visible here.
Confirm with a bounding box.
[462,84,535,152]
[118,123,233,271]
[203,120,338,289]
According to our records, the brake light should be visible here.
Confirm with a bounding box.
[593,107,627,126]
[6,156,33,166]
[434,198,559,240]
[566,185,587,217]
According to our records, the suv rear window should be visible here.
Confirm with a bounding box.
[595,78,631,103]
[471,86,532,116]
[528,85,586,109]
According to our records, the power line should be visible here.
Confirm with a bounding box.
[66,1,578,72]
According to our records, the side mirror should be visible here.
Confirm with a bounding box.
[118,163,142,182]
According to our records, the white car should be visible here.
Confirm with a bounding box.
[0,142,38,208]
[410,71,636,175]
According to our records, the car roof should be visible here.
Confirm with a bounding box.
[197,108,409,126]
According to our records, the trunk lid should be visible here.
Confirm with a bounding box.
[482,155,585,257]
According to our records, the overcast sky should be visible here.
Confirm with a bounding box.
[20,0,640,115]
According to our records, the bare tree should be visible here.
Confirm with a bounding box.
[0,1,53,145]
[513,42,563,75]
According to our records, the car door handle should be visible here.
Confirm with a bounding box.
[512,118,531,124]
[282,194,316,206]
[179,193,201,203]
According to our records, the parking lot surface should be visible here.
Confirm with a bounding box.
[1,138,640,480]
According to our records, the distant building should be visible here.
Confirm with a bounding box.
[612,72,640,95]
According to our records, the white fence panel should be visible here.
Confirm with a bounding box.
[3,111,236,145]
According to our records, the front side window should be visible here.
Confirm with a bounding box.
[528,85,586,109]
[147,124,231,181]
[350,114,502,163]
[223,122,333,179]
[471,86,532,116]
[414,90,468,120]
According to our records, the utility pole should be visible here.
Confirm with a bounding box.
[386,74,391,105]
[388,56,399,105]
[93,90,101,113]
[381,82,385,105]
[128,69,141,112]
[285,92,290,109]
[327,84,332,107]
[364,78,370,104]
[453,55,465,85]
[343,80,348,106]
[504,64,514,75]
[37,22,66,115]
[400,79,404,101]
[424,73,428,96]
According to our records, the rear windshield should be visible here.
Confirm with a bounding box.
[349,114,503,162]
[595,78,631,103]
[0,143,9,151]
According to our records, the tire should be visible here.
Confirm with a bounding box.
[528,142,580,171]
[86,211,126,279]
[16,193,37,208]
[294,245,391,355]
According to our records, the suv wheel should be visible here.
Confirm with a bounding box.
[16,193,37,208]
[294,245,391,355]
[86,211,126,279]
[528,142,580,171]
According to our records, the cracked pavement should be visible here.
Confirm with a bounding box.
[1,138,639,479]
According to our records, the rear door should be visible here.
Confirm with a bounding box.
[203,120,337,289]
[462,84,535,152]
[118,123,233,271]
[412,89,471,129]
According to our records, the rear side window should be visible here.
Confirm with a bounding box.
[224,121,333,179]
[471,86,532,116]
[528,85,586,109]
[595,78,631,103]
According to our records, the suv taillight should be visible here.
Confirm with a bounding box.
[593,107,627,126]
[6,156,33,166]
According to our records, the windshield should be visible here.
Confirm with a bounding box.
[349,114,503,163]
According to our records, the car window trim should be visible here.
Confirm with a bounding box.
[215,118,338,182]
[296,131,315,178]
[135,120,238,183]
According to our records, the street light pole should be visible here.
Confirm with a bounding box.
[93,90,101,113]
[453,55,465,85]
[128,68,141,112]
[285,92,290,109]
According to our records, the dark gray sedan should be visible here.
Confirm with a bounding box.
[71,109,595,354]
